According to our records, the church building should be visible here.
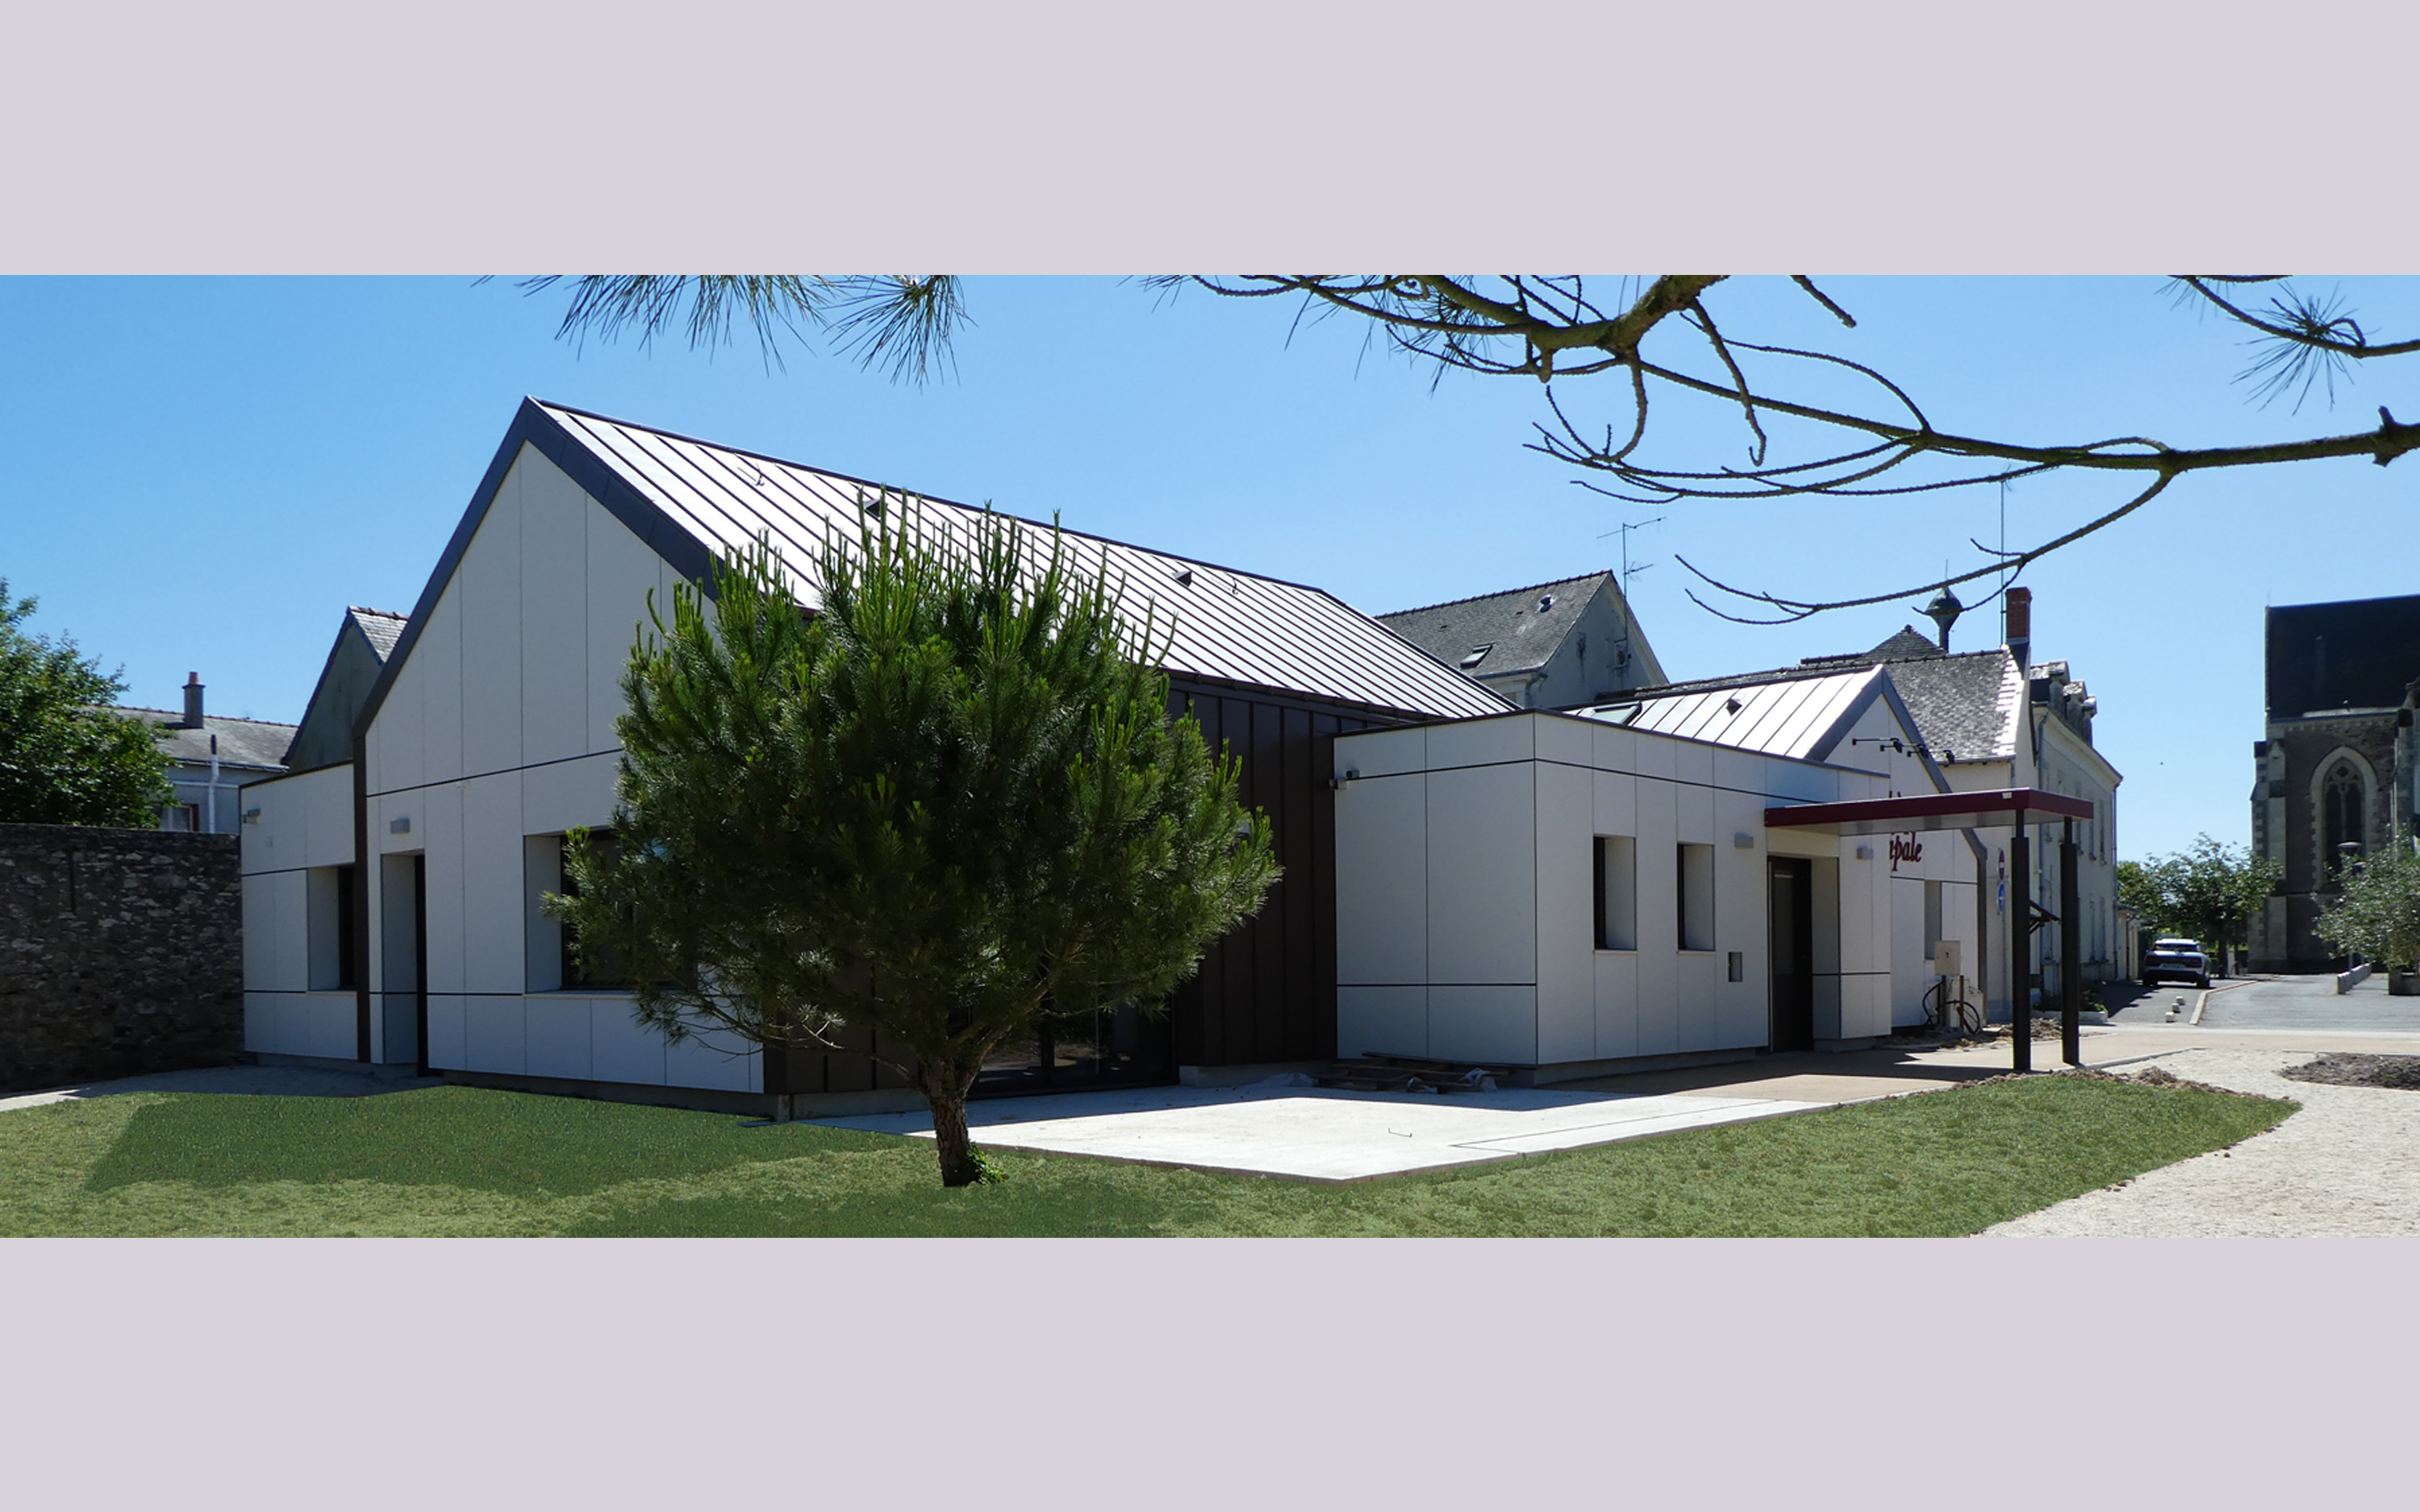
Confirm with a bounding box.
[2250,592,2420,971]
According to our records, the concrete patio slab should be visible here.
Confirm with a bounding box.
[813,1083,1832,1181]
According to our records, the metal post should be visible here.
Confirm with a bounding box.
[2010,818,2030,1073]
[2061,818,2081,1067]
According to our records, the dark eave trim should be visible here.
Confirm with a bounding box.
[1765,786,2094,836]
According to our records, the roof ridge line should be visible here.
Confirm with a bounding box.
[532,398,1403,608]
[1377,570,1615,620]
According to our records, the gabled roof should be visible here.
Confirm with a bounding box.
[1600,666,1886,761]
[1375,572,1617,682]
[349,606,406,661]
[284,606,408,772]
[121,710,298,771]
[1625,639,2023,764]
[358,400,1512,738]
[2265,592,2420,716]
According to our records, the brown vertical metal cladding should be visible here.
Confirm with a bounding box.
[1249,700,1287,1062]
[1280,706,1316,1060]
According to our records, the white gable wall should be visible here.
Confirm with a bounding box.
[352,444,758,1092]
[237,762,360,1060]
[1335,712,1899,1076]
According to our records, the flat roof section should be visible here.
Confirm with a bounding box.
[1764,786,2095,836]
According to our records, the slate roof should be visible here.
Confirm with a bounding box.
[2265,593,2420,715]
[119,710,298,771]
[1375,573,1615,681]
[368,401,1512,725]
[1621,626,2023,764]
[349,606,406,660]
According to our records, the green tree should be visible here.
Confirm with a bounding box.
[2314,843,2420,972]
[2122,835,2282,977]
[549,508,1280,1188]
[0,579,173,827]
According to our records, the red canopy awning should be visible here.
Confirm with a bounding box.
[1763,787,2094,837]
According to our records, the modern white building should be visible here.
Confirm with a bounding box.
[240,398,1506,1107]
[1332,667,1989,1078]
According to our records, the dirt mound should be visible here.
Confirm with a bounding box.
[2280,1053,2420,1092]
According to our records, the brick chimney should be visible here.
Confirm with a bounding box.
[181,672,205,729]
[2004,588,2032,672]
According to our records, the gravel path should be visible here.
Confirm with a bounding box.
[1984,1046,2420,1237]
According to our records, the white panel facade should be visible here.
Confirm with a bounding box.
[1429,985,1538,1065]
[1333,773,1429,987]
[458,773,524,995]
[521,752,619,837]
[1533,761,1595,1064]
[1337,984,1427,1059]
[457,461,526,779]
[417,575,465,787]
[519,446,591,768]
[1425,764,1537,987]
[1336,710,1930,1075]
[462,998,527,1076]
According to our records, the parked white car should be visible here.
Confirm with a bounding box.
[2142,937,2212,989]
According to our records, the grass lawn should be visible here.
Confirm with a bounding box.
[0,1074,2293,1237]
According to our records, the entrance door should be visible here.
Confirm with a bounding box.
[1769,858,1814,1051]
[378,852,428,1071]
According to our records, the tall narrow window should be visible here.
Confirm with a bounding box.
[1595,835,1638,950]
[1677,843,1716,952]
[307,863,357,990]
[2324,762,2365,881]
[559,831,631,989]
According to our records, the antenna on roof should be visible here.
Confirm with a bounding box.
[1596,515,1663,673]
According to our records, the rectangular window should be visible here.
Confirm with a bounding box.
[557,831,630,990]
[306,863,357,990]
[1594,835,1638,950]
[1677,842,1715,952]
[1924,879,1943,962]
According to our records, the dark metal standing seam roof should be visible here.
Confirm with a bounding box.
[518,402,1512,722]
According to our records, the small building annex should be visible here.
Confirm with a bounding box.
[1332,664,1986,1076]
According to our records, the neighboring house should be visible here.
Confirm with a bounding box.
[122,675,296,835]
[2249,591,2420,971]
[1377,572,1666,710]
[1333,664,1988,1070]
[240,399,1508,1110]
[1598,585,2122,1016]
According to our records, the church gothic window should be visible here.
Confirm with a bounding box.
[2323,761,2366,880]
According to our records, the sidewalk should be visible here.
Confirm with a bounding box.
[1985,1041,2420,1236]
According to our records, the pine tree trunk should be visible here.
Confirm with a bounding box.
[925,1070,983,1188]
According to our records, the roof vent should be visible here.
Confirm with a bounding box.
[1538,594,1555,611]
[1174,567,1194,587]
[1723,696,1743,714]
[1459,644,1492,671]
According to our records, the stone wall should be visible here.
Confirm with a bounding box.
[0,824,244,1093]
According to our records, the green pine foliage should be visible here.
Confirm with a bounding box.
[0,579,174,827]
[2314,843,2420,969]
[551,506,1279,1186]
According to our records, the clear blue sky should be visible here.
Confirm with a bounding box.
[3,275,2413,860]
